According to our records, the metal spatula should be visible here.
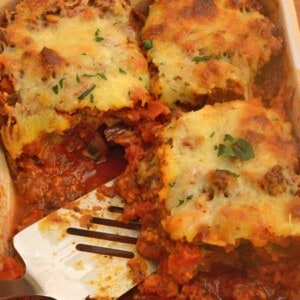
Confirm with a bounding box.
[0,182,155,300]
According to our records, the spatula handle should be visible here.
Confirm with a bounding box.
[0,272,43,299]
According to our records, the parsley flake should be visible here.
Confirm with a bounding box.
[52,85,59,94]
[94,28,104,42]
[83,72,107,80]
[59,78,66,88]
[143,39,153,50]
[78,85,96,100]
[224,134,236,143]
[216,169,240,177]
[232,139,255,161]
[216,134,255,161]
[119,68,127,74]
[192,55,213,63]
[176,195,194,207]
[176,199,185,207]
[52,78,66,94]
[90,93,95,103]
[186,195,193,201]
[217,144,235,157]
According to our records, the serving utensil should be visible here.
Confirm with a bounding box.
[0,182,155,300]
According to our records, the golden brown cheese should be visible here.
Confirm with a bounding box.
[157,99,300,247]
[0,0,150,158]
[142,0,282,109]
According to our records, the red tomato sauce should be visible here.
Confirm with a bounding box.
[1,126,127,280]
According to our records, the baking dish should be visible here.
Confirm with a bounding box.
[277,0,300,136]
[0,0,300,297]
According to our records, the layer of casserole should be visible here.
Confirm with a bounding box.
[0,0,150,159]
[116,99,300,298]
[1,0,300,299]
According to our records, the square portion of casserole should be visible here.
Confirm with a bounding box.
[0,0,150,159]
[156,99,300,247]
[142,0,283,109]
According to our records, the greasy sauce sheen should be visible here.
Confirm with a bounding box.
[0,141,127,280]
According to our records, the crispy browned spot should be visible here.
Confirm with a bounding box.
[40,47,66,77]
[208,169,236,191]
[260,165,286,196]
[180,0,217,19]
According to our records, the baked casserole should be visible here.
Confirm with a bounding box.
[0,0,300,299]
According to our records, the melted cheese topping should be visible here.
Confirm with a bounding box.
[158,100,300,247]
[0,3,150,158]
[142,0,282,108]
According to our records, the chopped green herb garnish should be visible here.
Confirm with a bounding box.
[176,195,193,207]
[209,131,215,138]
[59,78,66,88]
[192,55,213,63]
[78,85,96,100]
[217,144,235,157]
[94,28,104,42]
[232,139,255,161]
[83,72,107,80]
[52,78,66,94]
[98,73,107,80]
[224,133,236,143]
[81,52,87,56]
[176,199,185,207]
[168,181,176,187]
[95,36,104,42]
[76,74,81,83]
[119,68,126,74]
[90,93,94,103]
[52,85,59,94]
[216,134,255,161]
[143,39,153,50]
[216,169,240,177]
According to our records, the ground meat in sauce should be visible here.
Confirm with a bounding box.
[260,165,286,196]
[116,122,300,299]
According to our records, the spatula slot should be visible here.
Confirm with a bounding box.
[67,227,138,244]
[91,217,141,230]
[76,244,135,259]
[108,205,124,214]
